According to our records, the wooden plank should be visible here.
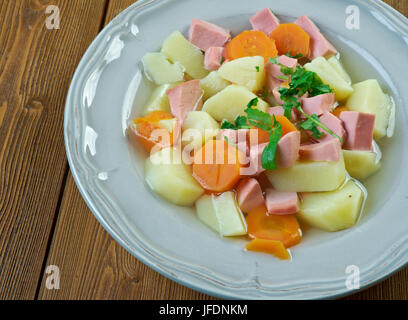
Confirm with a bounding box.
[0,0,108,299]
[38,0,214,300]
[38,0,408,300]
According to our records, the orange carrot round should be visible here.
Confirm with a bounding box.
[246,205,302,248]
[270,23,310,57]
[246,239,290,260]
[133,111,175,152]
[134,111,173,124]
[192,140,244,193]
[274,115,298,136]
[226,30,278,62]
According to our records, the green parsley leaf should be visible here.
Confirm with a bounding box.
[220,56,225,65]
[300,114,324,139]
[255,66,260,72]
[247,97,259,108]
[234,115,251,129]
[285,52,303,59]
[220,120,237,130]
[245,107,272,132]
[261,117,283,170]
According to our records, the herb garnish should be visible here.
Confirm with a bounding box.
[220,56,225,65]
[220,98,283,170]
[255,66,260,72]
[268,58,342,143]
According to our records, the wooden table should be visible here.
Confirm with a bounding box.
[0,0,406,300]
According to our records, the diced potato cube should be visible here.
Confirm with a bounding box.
[298,180,364,232]
[346,79,391,139]
[305,57,354,101]
[218,56,266,92]
[143,82,181,116]
[142,52,184,85]
[327,56,352,84]
[196,192,247,236]
[266,154,346,192]
[200,71,231,100]
[161,31,209,79]
[145,147,204,206]
[343,149,381,180]
[182,111,220,151]
[202,84,269,122]
[196,194,220,233]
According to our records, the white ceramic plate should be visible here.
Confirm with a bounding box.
[64,0,408,299]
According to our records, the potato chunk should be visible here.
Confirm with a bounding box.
[142,82,181,116]
[305,57,354,101]
[145,147,204,206]
[346,79,391,139]
[202,84,269,122]
[196,192,247,236]
[327,56,352,84]
[161,31,209,79]
[200,71,231,100]
[142,52,184,85]
[182,111,220,151]
[218,56,265,92]
[343,149,381,180]
[266,154,346,192]
[298,180,365,232]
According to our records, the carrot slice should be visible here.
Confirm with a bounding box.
[133,111,175,152]
[270,23,310,57]
[192,140,244,193]
[332,106,349,118]
[246,239,290,260]
[134,111,173,124]
[246,205,302,248]
[226,30,278,62]
[274,115,298,136]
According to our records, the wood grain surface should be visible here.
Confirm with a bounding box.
[0,0,108,299]
[0,0,406,300]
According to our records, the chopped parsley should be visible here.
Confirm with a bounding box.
[220,98,283,170]
[269,58,341,143]
[285,52,303,59]
[220,56,225,65]
[255,66,260,72]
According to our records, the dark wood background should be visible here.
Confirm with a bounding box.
[0,0,406,300]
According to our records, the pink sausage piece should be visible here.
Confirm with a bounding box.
[236,178,265,213]
[340,111,375,151]
[250,8,280,36]
[301,93,335,116]
[276,131,301,168]
[294,15,338,60]
[265,188,299,215]
[248,143,268,175]
[266,74,284,93]
[204,47,225,71]
[167,80,203,123]
[299,139,341,162]
[265,55,297,93]
[316,112,346,144]
[267,55,298,80]
[189,19,230,52]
